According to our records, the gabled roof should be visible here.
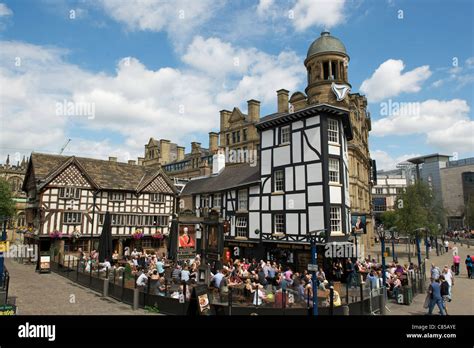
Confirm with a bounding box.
[180,164,260,196]
[229,107,247,123]
[25,152,177,194]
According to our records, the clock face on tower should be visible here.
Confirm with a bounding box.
[331,82,351,101]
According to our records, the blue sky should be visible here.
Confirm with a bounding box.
[0,0,473,169]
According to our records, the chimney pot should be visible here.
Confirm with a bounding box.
[277,89,289,113]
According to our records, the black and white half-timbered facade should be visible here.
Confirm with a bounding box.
[180,103,353,269]
[23,153,177,254]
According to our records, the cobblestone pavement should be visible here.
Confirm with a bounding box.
[5,259,151,315]
[370,243,474,315]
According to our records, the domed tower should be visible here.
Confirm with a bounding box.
[304,31,351,106]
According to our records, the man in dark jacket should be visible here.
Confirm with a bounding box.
[428,278,445,315]
[439,275,450,315]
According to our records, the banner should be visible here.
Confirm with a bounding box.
[177,224,196,260]
[351,215,366,234]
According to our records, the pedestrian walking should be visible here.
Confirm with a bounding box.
[430,264,440,281]
[439,275,450,315]
[453,254,461,275]
[427,278,445,315]
[442,265,454,301]
[444,240,449,253]
[466,255,473,279]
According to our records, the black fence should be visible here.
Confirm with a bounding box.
[45,255,426,316]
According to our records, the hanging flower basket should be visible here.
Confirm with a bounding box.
[69,229,81,241]
[152,233,164,240]
[49,230,63,239]
[132,229,144,240]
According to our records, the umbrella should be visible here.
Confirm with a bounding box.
[98,211,113,263]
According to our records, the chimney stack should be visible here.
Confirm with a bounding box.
[159,139,171,164]
[247,99,260,123]
[108,156,117,162]
[191,142,201,154]
[137,157,144,166]
[177,146,185,161]
[277,89,289,113]
[220,109,231,133]
[128,160,136,165]
[209,132,219,153]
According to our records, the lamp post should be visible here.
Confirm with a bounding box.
[376,225,387,288]
[414,228,423,268]
[389,227,397,262]
[90,191,98,254]
[307,229,326,316]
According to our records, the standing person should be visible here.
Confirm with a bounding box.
[442,266,454,302]
[439,275,450,315]
[156,257,165,277]
[136,269,148,290]
[427,278,446,315]
[181,266,190,283]
[465,255,473,279]
[453,253,461,276]
[430,264,440,281]
[345,259,356,288]
[444,240,449,253]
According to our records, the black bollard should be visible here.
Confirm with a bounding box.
[360,283,364,314]
[228,287,233,316]
[329,287,334,316]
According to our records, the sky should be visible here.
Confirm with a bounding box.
[0,0,473,170]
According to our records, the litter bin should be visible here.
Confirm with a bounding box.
[403,286,413,305]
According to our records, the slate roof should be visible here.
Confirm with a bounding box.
[26,152,177,193]
[180,164,260,196]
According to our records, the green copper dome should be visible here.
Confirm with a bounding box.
[307,31,347,58]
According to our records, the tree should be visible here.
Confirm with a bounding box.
[381,211,398,230]
[0,178,16,220]
[414,181,445,236]
[394,183,427,239]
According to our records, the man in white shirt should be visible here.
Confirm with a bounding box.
[442,265,454,300]
[136,270,148,288]
[444,240,449,252]
[99,258,111,272]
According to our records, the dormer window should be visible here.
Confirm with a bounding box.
[59,187,81,199]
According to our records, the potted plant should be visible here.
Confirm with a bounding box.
[49,230,63,240]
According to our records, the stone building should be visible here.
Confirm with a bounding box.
[161,133,219,180]
[440,157,474,229]
[142,138,180,166]
[219,101,261,165]
[371,169,407,223]
[0,155,28,241]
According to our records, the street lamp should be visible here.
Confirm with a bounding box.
[376,225,387,288]
[306,229,327,316]
[414,228,424,267]
[389,227,397,262]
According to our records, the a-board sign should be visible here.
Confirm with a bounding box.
[0,305,17,315]
[40,255,51,273]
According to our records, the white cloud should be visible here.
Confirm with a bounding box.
[360,59,432,102]
[290,0,346,31]
[0,38,306,162]
[257,0,275,17]
[371,150,420,171]
[0,3,12,17]
[372,98,473,154]
[427,119,474,153]
[97,0,220,45]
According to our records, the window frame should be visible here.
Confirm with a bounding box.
[330,207,342,234]
[59,187,81,199]
[274,214,285,234]
[328,158,340,184]
[280,125,291,145]
[328,118,339,144]
[236,216,248,238]
[63,212,82,225]
[150,193,166,203]
[108,192,125,202]
[274,169,285,192]
[238,189,248,211]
